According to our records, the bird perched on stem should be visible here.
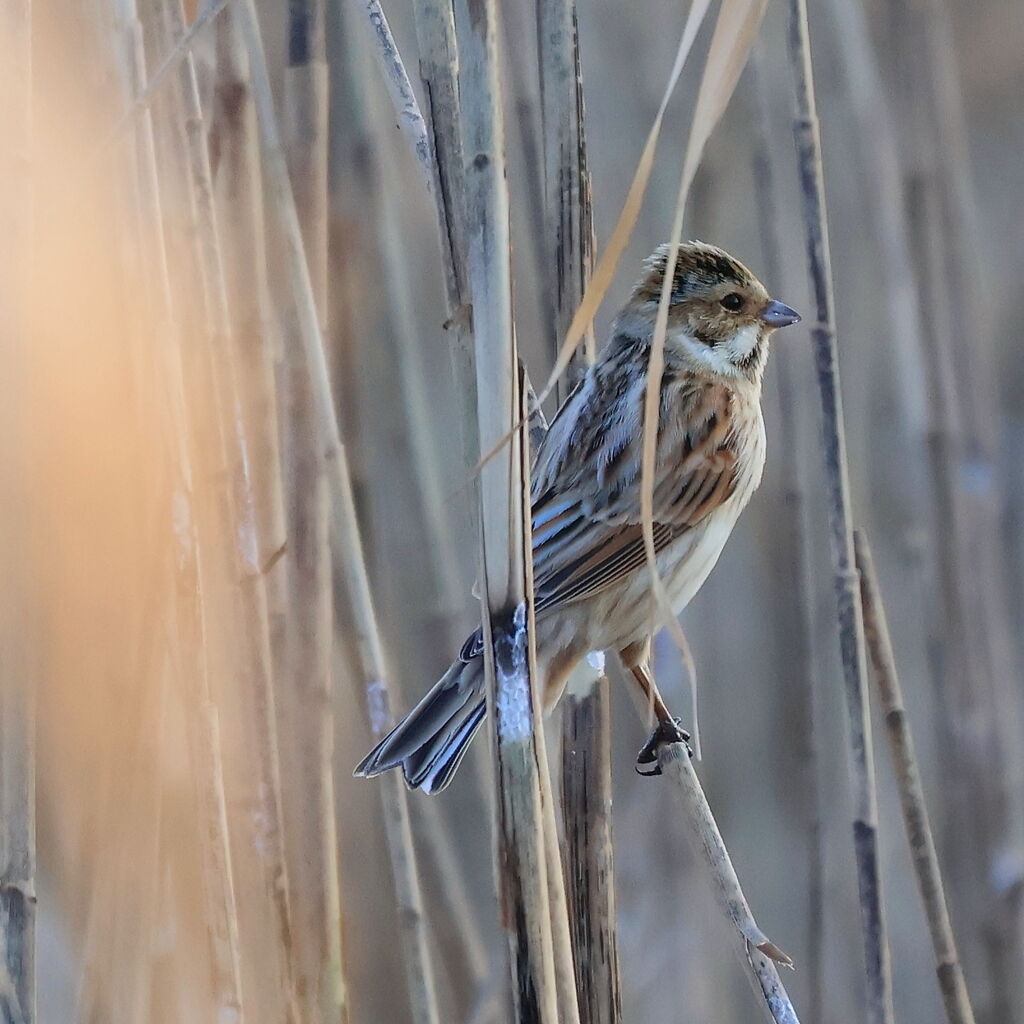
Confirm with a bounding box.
[356,241,800,792]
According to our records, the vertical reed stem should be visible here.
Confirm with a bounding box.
[282,3,348,1020]
[749,44,822,1021]
[787,2,894,1022]
[235,4,441,1019]
[0,2,34,1019]
[462,0,579,1017]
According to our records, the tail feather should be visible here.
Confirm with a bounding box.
[354,654,486,793]
[410,700,486,794]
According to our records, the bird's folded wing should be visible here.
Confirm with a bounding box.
[531,380,739,614]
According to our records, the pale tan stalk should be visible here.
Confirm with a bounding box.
[534,0,619,1016]
[157,1,311,1018]
[461,0,579,1018]
[235,3,441,1019]
[855,531,977,1024]
[786,2,894,1021]
[281,2,348,1020]
[121,2,251,1017]
[0,5,34,1020]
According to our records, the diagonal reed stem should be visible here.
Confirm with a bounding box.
[855,530,977,1024]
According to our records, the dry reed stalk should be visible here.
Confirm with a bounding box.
[461,0,579,1018]
[210,8,287,580]
[114,3,253,1018]
[749,44,823,1021]
[106,0,231,145]
[203,11,310,1022]
[367,0,481,525]
[536,0,711,397]
[0,4,33,1019]
[786,2,894,1022]
[654,743,800,1024]
[560,672,621,1024]
[534,0,620,1016]
[334,8,490,1005]
[0,2,34,1022]
[406,0,480,523]
[234,4,442,1020]
[156,8,302,1018]
[895,2,1024,1012]
[855,530,977,1024]
[281,2,348,1020]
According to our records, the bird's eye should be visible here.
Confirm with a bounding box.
[720,292,744,312]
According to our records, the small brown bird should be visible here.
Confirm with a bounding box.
[355,241,800,792]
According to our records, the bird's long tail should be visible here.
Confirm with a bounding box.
[354,650,486,794]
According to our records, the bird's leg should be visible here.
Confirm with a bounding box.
[627,660,691,776]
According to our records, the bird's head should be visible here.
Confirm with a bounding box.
[617,241,801,382]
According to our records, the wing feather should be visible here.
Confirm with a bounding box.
[529,365,740,614]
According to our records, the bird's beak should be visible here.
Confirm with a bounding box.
[760,299,802,329]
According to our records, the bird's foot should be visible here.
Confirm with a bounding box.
[635,718,692,776]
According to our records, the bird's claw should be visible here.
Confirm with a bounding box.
[635,718,692,776]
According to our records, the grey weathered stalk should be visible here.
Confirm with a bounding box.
[534,0,619,1017]
[282,2,348,1020]
[402,0,481,491]
[235,3,441,1020]
[536,0,595,375]
[107,0,231,147]
[0,4,34,1020]
[655,743,800,1024]
[462,0,579,1018]
[895,2,1024,1014]
[786,3,894,1023]
[560,676,621,1024]
[332,5,490,1006]
[749,43,822,1023]
[855,531,977,1024]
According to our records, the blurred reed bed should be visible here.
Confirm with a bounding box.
[2,0,1022,1022]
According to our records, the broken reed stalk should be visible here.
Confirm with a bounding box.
[534,0,620,1018]
[461,0,579,1019]
[654,743,800,1024]
[854,530,977,1024]
[786,3,894,1022]
[234,4,441,1020]
[281,2,348,1021]
[0,3,35,1022]
[121,3,249,1017]
[370,0,480,494]
[749,43,823,1022]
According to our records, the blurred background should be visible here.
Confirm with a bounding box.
[2,0,1022,1021]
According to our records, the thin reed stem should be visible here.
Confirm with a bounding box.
[533,0,619,1016]
[749,43,823,1021]
[786,2,894,1022]
[0,1,34,1019]
[122,3,251,1017]
[462,0,579,1017]
[235,4,441,1020]
[855,530,977,1024]
[281,2,348,1020]
[654,742,800,1024]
